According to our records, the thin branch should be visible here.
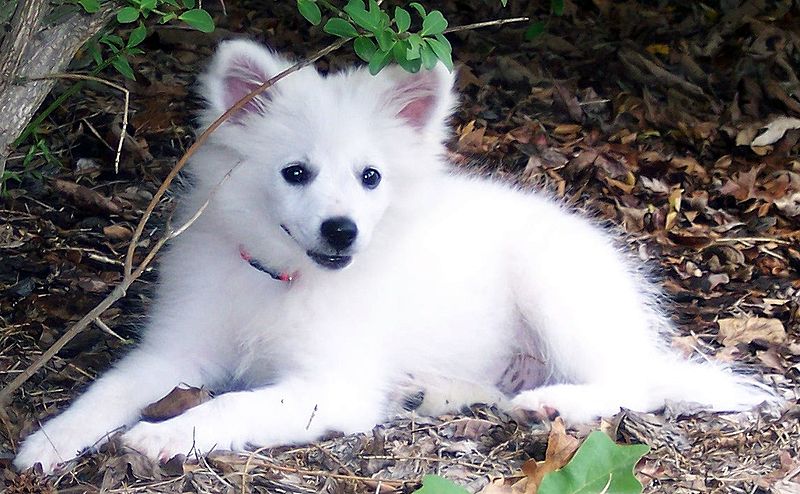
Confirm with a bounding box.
[25,73,130,174]
[93,317,129,343]
[443,16,529,34]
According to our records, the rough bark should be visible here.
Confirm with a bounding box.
[0,1,115,176]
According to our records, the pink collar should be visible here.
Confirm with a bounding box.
[239,246,297,283]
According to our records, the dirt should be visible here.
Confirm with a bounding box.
[1,1,798,492]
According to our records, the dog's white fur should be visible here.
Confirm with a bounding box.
[15,40,771,473]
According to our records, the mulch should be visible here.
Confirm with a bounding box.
[1,1,798,492]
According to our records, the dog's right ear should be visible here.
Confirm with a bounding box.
[200,39,291,124]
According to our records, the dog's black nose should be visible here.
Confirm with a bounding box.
[320,217,358,251]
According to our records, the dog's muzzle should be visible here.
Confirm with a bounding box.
[306,251,352,270]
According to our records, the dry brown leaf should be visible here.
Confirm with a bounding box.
[52,179,124,216]
[457,120,487,153]
[553,124,583,135]
[717,317,787,347]
[449,417,496,440]
[670,156,707,179]
[719,166,762,202]
[757,348,785,371]
[103,224,133,241]
[141,385,212,422]
[517,418,580,494]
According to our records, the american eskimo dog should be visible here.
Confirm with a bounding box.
[15,39,771,473]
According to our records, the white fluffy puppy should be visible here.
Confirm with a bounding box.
[15,39,770,473]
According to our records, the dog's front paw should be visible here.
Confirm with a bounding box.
[122,420,197,462]
[14,419,98,474]
[123,409,238,462]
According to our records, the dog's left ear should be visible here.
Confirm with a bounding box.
[380,63,456,136]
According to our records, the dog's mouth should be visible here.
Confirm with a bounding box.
[282,224,353,270]
[306,251,352,270]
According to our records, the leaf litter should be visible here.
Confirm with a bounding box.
[2,0,799,493]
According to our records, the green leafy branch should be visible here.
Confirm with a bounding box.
[77,0,215,79]
[298,0,454,74]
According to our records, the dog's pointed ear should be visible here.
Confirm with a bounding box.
[200,39,291,123]
[381,63,457,136]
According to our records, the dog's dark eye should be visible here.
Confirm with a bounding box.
[361,167,381,189]
[281,163,312,185]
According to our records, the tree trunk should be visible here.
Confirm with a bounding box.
[0,0,115,176]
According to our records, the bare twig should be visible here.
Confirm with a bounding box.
[443,16,529,34]
[25,73,130,173]
[93,317,129,343]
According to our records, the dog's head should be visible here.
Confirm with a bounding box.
[194,39,456,271]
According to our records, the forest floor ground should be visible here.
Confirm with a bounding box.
[1,1,799,492]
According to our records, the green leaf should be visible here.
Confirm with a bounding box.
[78,0,100,14]
[425,37,452,71]
[179,9,215,32]
[160,11,177,22]
[297,0,322,26]
[500,0,508,5]
[101,34,124,48]
[163,0,180,7]
[394,6,410,33]
[181,0,196,8]
[375,28,394,52]
[353,36,377,62]
[525,20,546,39]
[419,43,437,70]
[116,6,140,23]
[344,0,378,33]
[87,43,103,66]
[367,48,392,75]
[127,22,147,47]
[421,10,447,36]
[435,33,451,50]
[406,33,423,60]
[324,18,358,38]
[413,475,469,494]
[140,0,156,11]
[539,431,649,494]
[367,0,381,18]
[408,2,426,17]
[394,41,421,73]
[112,56,135,80]
[551,0,565,16]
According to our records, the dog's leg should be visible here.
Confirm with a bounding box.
[508,218,770,422]
[13,346,209,473]
[122,375,385,461]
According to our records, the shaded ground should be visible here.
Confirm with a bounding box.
[1,0,799,492]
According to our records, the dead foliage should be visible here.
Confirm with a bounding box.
[1,0,798,493]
